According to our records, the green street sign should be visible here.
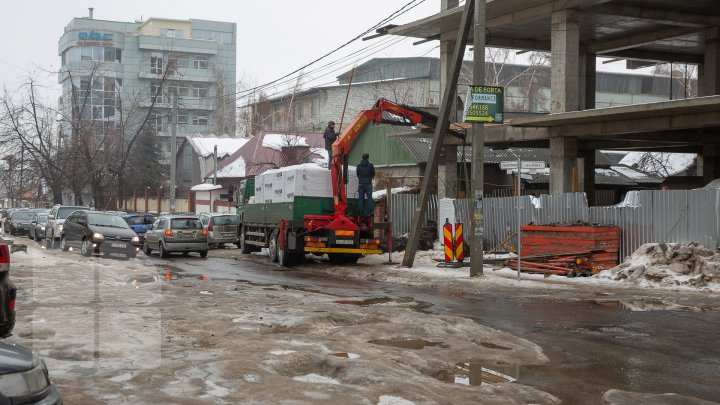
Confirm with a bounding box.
[463,85,504,123]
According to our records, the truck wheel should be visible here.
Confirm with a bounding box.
[199,250,208,258]
[268,230,279,262]
[240,227,252,254]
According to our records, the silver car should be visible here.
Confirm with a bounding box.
[198,213,240,248]
[143,215,208,258]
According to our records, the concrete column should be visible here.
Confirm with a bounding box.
[584,53,596,110]
[702,144,720,185]
[438,0,460,200]
[701,28,720,96]
[579,149,596,205]
[551,10,580,113]
[549,137,577,194]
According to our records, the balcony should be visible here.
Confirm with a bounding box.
[138,67,215,83]
[139,96,215,111]
[138,35,218,55]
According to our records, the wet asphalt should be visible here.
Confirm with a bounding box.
[140,251,720,404]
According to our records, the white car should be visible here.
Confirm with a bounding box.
[45,205,90,249]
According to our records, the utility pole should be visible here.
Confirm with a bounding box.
[213,145,218,185]
[470,0,487,277]
[169,89,178,214]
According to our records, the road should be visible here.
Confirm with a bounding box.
[7,242,720,404]
[151,249,720,404]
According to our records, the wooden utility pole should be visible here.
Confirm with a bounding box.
[402,0,475,267]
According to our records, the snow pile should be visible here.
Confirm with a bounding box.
[372,187,413,200]
[187,136,249,158]
[595,241,720,289]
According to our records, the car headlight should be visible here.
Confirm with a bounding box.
[92,232,105,242]
[58,224,63,232]
[40,226,45,231]
[0,364,50,397]
[131,236,139,244]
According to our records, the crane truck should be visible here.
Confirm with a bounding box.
[235,98,437,266]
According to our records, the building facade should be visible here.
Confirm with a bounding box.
[254,57,690,134]
[58,13,237,160]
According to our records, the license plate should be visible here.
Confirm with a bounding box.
[111,242,126,248]
[335,239,354,245]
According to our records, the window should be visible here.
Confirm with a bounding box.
[104,48,121,63]
[64,46,121,64]
[160,28,182,38]
[151,114,164,130]
[192,84,209,98]
[150,82,163,103]
[192,29,233,44]
[192,114,208,126]
[177,114,189,125]
[150,52,163,74]
[193,56,208,69]
[167,83,189,97]
[168,54,189,69]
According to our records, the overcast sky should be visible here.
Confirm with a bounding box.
[0,0,650,103]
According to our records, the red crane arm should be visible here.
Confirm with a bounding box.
[329,98,425,217]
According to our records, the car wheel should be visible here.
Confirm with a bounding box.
[50,235,58,250]
[199,250,208,258]
[60,236,70,252]
[80,239,92,257]
[45,233,52,249]
[182,251,190,257]
[142,242,152,255]
[268,230,279,262]
[159,242,169,258]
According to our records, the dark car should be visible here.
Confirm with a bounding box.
[3,210,34,236]
[0,340,63,404]
[0,244,15,338]
[143,215,208,258]
[121,213,156,245]
[60,211,140,258]
[27,213,49,242]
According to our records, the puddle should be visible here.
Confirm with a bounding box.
[480,342,512,350]
[334,296,433,312]
[431,362,517,386]
[368,338,449,350]
[131,273,209,284]
[330,352,360,359]
[588,299,715,313]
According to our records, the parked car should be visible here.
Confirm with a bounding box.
[3,210,34,236]
[198,213,241,248]
[121,213,156,245]
[60,211,140,258]
[143,215,208,258]
[0,340,63,404]
[45,205,91,249]
[27,213,49,241]
[0,243,16,338]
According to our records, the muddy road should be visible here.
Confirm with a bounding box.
[6,242,720,404]
[153,249,720,404]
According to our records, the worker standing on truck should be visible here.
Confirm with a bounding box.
[357,153,376,217]
[323,121,337,169]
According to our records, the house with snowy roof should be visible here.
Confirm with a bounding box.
[199,131,327,204]
[176,135,250,196]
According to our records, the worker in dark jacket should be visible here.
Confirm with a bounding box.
[356,153,376,216]
[323,121,337,169]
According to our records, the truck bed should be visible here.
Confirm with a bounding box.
[243,196,361,226]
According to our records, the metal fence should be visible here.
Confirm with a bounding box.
[391,189,720,260]
[390,194,438,236]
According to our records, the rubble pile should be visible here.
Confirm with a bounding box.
[596,241,720,288]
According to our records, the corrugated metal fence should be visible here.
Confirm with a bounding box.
[392,189,720,260]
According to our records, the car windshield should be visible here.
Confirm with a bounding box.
[213,215,238,225]
[171,218,203,230]
[12,212,34,221]
[125,215,156,225]
[37,214,48,223]
[87,213,130,228]
[57,207,87,219]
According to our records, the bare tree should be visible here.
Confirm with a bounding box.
[654,62,698,99]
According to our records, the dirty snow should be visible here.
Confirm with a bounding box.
[595,242,720,292]
[270,349,296,355]
[292,373,341,385]
[377,395,416,405]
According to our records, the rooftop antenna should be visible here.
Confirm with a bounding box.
[88,7,94,19]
